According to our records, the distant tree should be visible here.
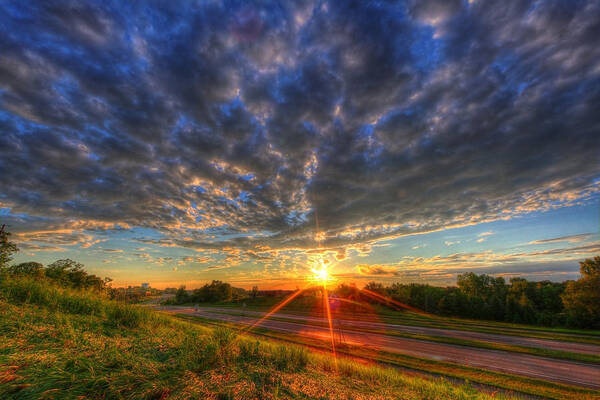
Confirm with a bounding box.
[0,228,18,269]
[175,285,189,303]
[8,262,44,278]
[45,259,107,290]
[251,285,259,299]
[562,257,600,328]
[363,281,385,294]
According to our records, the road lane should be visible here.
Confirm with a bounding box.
[159,306,600,389]
[184,306,600,355]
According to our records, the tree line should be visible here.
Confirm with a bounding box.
[357,258,599,329]
[0,228,110,291]
[168,280,246,304]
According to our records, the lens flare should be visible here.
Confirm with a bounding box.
[311,257,335,283]
[312,266,329,281]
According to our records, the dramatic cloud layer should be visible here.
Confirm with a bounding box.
[1,1,599,284]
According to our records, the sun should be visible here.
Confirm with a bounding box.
[312,266,329,281]
[311,258,331,282]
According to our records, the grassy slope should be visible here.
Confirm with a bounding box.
[0,278,521,400]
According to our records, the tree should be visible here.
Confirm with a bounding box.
[45,259,107,290]
[250,286,259,299]
[562,256,600,328]
[363,281,385,294]
[0,228,18,269]
[46,259,85,286]
[8,262,44,278]
[175,285,189,303]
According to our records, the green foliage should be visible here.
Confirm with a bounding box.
[0,277,104,316]
[46,259,108,291]
[0,229,108,292]
[6,262,44,278]
[0,276,160,330]
[0,228,18,269]
[105,301,152,328]
[349,262,600,329]
[562,257,600,329]
[270,344,308,371]
[168,280,245,305]
[174,284,189,303]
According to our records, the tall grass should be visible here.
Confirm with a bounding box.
[0,276,156,329]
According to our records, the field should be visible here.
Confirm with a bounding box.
[0,277,542,400]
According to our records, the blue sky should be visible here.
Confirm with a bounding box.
[2,0,600,288]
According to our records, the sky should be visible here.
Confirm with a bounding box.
[1,0,599,289]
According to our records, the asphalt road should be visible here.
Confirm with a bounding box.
[192,306,600,355]
[159,306,600,389]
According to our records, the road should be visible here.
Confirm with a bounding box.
[190,306,600,355]
[159,305,600,389]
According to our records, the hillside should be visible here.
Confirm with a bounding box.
[0,277,520,400]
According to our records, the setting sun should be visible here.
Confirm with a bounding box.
[312,266,329,282]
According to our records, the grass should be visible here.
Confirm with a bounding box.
[0,277,525,399]
[179,314,600,400]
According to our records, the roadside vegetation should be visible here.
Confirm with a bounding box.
[1,277,529,400]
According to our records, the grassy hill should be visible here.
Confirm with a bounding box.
[0,277,523,399]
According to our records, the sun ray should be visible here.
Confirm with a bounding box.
[322,282,338,371]
[243,284,315,332]
[360,288,434,317]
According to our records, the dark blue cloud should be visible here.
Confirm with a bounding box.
[0,0,599,254]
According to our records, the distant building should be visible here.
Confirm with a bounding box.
[141,283,149,289]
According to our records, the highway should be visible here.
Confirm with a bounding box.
[159,305,600,389]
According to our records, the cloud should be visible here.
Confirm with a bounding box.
[529,233,596,245]
[99,248,123,253]
[80,238,108,248]
[356,264,400,277]
[18,243,66,252]
[0,0,599,270]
